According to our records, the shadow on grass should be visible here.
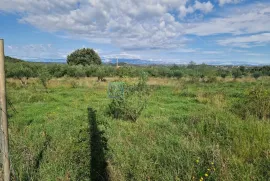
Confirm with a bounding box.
[88,107,109,181]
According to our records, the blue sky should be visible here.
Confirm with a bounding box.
[0,0,269,65]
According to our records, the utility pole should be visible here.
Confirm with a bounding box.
[0,39,10,181]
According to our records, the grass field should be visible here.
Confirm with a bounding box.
[6,77,270,181]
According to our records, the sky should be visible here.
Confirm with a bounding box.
[0,0,269,65]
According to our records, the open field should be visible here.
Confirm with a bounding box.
[6,77,270,181]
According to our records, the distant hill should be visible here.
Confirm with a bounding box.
[5,56,24,63]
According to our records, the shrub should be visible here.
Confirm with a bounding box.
[9,63,33,85]
[107,72,149,121]
[67,48,102,66]
[231,84,270,120]
[173,70,183,79]
[232,69,242,79]
[253,72,261,79]
[96,67,107,82]
[38,67,52,91]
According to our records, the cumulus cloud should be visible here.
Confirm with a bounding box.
[194,1,214,13]
[0,0,215,51]
[179,1,213,18]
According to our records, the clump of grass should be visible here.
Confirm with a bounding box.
[196,92,226,109]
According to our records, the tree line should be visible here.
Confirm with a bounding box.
[4,48,270,82]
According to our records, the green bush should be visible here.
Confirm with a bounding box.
[232,84,270,120]
[232,69,242,79]
[253,71,261,79]
[38,67,52,91]
[107,72,149,121]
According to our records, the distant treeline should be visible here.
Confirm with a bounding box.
[4,56,270,80]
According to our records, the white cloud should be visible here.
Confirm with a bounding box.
[179,1,214,18]
[186,3,270,36]
[194,1,213,13]
[5,44,69,59]
[219,0,242,6]
[0,0,215,51]
[246,53,267,57]
[218,33,270,48]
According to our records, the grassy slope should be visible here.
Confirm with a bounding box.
[7,77,270,181]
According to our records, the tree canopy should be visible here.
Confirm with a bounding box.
[67,48,102,66]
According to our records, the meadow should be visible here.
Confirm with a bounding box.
[6,76,270,181]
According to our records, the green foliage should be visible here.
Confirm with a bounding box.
[253,71,261,79]
[7,76,270,180]
[67,48,102,66]
[38,67,52,90]
[5,56,24,63]
[107,72,149,121]
[173,70,183,79]
[96,67,106,81]
[232,69,242,79]
[232,84,270,120]
[4,56,270,80]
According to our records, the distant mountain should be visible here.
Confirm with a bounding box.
[25,58,67,63]
[104,58,165,65]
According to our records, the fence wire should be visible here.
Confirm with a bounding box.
[0,101,18,181]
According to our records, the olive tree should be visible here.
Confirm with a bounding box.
[67,48,102,66]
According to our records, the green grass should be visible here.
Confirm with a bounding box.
[6,77,270,181]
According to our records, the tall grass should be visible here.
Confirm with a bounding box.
[6,77,270,180]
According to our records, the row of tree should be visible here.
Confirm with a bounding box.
[4,48,270,81]
[5,60,270,80]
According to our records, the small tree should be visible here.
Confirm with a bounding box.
[253,72,261,80]
[67,48,102,66]
[11,64,33,86]
[96,67,106,82]
[221,73,227,79]
[39,67,52,92]
[107,72,149,121]
[173,70,183,79]
[232,69,242,79]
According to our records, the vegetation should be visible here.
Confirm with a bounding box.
[107,72,149,121]
[5,58,270,81]
[67,48,102,66]
[6,75,270,181]
[3,56,270,180]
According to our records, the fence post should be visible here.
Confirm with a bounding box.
[0,39,10,181]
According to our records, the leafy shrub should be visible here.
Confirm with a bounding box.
[107,72,149,121]
[38,67,52,91]
[232,84,270,120]
[232,69,242,79]
[253,71,261,79]
[173,70,183,79]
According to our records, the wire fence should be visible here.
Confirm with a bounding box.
[0,100,18,181]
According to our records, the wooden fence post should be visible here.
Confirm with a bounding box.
[0,39,10,181]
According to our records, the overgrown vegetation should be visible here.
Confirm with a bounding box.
[6,75,270,181]
[232,84,270,120]
[4,56,270,180]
